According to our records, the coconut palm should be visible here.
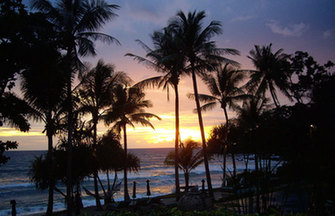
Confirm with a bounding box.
[236,95,271,212]
[247,44,291,107]
[126,27,186,200]
[188,63,248,180]
[104,84,160,201]
[32,0,120,210]
[21,43,66,215]
[168,10,239,198]
[164,139,204,192]
[96,131,140,204]
[77,59,129,206]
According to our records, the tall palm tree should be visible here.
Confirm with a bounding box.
[126,27,186,200]
[169,10,239,198]
[247,44,291,107]
[104,85,160,201]
[236,95,270,212]
[21,44,66,215]
[164,139,204,192]
[77,59,129,206]
[188,63,248,180]
[32,0,120,211]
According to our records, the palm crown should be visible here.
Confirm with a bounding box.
[32,0,120,67]
[247,44,291,107]
[104,85,160,132]
[190,64,248,119]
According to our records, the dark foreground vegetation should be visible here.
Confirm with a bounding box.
[1,0,334,215]
[97,208,307,216]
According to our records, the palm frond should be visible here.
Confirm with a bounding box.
[197,101,217,113]
[76,1,119,33]
[78,32,120,45]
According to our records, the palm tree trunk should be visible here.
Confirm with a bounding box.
[223,145,227,186]
[65,59,73,215]
[173,83,180,200]
[112,170,118,190]
[46,131,54,216]
[123,124,130,201]
[232,152,237,178]
[93,118,102,208]
[269,85,280,108]
[222,106,230,185]
[190,66,213,199]
[255,153,260,213]
[107,170,110,191]
[184,170,189,192]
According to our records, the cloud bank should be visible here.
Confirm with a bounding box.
[266,20,309,37]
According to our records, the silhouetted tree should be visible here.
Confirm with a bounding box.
[104,85,160,201]
[236,96,271,212]
[246,44,291,107]
[189,63,248,180]
[168,10,239,198]
[32,0,120,211]
[77,59,129,206]
[21,40,66,215]
[289,51,334,104]
[0,141,17,166]
[165,139,204,191]
[126,27,187,200]
[0,0,36,162]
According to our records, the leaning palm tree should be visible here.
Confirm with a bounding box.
[21,45,66,215]
[164,139,204,192]
[246,44,291,107]
[126,27,186,200]
[188,63,248,180]
[103,84,160,201]
[77,59,129,206]
[32,0,120,211]
[168,10,239,198]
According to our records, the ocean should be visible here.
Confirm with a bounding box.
[0,149,250,215]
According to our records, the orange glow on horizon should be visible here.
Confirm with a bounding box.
[1,112,218,149]
[0,127,43,137]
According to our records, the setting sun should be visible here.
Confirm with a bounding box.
[121,113,214,147]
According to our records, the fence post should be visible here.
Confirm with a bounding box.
[202,179,205,193]
[132,181,136,199]
[10,200,16,216]
[146,179,151,197]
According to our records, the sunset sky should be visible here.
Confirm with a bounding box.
[2,0,335,150]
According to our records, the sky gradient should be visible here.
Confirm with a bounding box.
[2,0,335,150]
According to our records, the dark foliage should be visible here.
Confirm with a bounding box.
[0,140,18,166]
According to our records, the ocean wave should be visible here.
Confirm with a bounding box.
[0,182,33,189]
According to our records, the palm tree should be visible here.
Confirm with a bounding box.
[77,59,129,206]
[21,44,66,215]
[236,96,270,213]
[96,131,140,204]
[104,85,160,201]
[188,63,248,181]
[126,27,186,200]
[247,44,291,107]
[168,10,239,198]
[164,139,204,192]
[32,0,120,211]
